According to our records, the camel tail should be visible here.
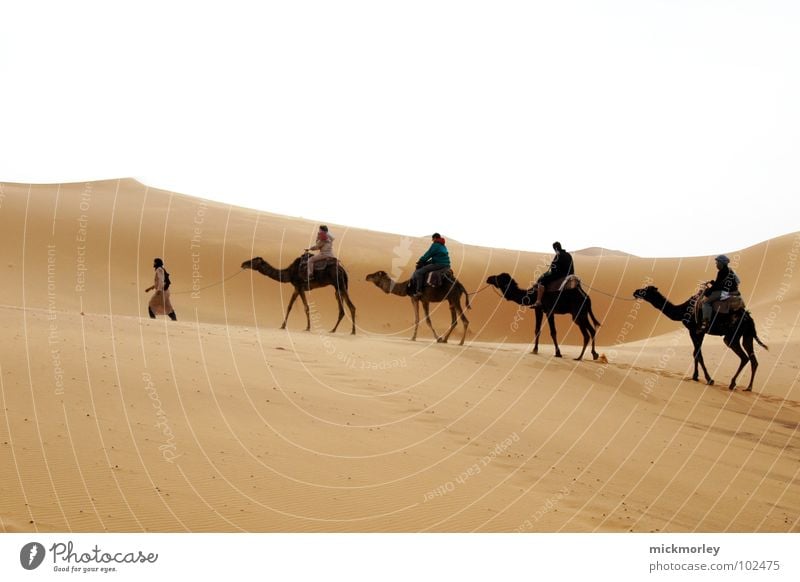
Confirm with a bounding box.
[586,298,601,327]
[747,311,768,350]
[579,285,601,327]
[337,268,349,291]
[459,282,472,310]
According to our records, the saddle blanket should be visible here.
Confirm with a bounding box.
[693,290,745,321]
[544,275,581,293]
[426,268,453,288]
[299,254,337,274]
[711,294,745,314]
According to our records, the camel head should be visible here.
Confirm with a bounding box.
[365,270,388,285]
[632,286,658,301]
[241,257,265,271]
[366,270,397,294]
[486,273,514,295]
[367,271,397,293]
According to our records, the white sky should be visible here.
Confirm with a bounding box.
[1,0,798,257]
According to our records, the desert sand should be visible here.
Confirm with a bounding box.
[0,179,797,532]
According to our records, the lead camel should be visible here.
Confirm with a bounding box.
[632,285,767,391]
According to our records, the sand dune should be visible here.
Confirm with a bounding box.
[573,247,636,258]
[0,179,798,532]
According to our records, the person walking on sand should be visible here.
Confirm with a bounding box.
[306,225,335,280]
[145,258,177,321]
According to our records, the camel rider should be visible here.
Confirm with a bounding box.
[412,233,450,297]
[533,241,574,308]
[699,254,740,332]
[306,225,335,279]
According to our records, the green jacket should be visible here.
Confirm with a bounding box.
[419,241,450,266]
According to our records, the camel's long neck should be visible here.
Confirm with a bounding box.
[502,280,535,305]
[378,277,410,296]
[255,261,293,283]
[644,291,694,323]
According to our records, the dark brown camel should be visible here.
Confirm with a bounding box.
[486,273,601,360]
[242,255,356,334]
[632,285,767,391]
[365,270,470,345]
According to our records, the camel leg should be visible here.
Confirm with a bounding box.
[741,334,758,392]
[574,317,591,361]
[421,301,441,342]
[281,291,301,330]
[697,351,714,385]
[457,302,469,346]
[440,303,459,344]
[724,334,750,391]
[572,296,600,360]
[579,301,599,360]
[330,289,346,333]
[689,332,713,385]
[531,309,543,354]
[410,299,420,341]
[689,331,701,380]
[547,314,561,358]
[298,290,311,331]
[342,290,357,335]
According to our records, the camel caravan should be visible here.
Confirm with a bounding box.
[228,227,768,391]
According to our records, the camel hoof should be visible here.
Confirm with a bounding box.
[592,352,599,361]
[729,384,736,391]
[436,338,445,343]
[708,379,715,386]
[554,353,562,358]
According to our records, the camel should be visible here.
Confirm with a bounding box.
[486,273,601,360]
[241,255,356,334]
[365,270,470,345]
[632,285,767,391]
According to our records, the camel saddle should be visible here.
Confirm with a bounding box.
[426,268,453,289]
[299,253,338,276]
[692,289,746,323]
[544,274,581,293]
[714,292,745,314]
